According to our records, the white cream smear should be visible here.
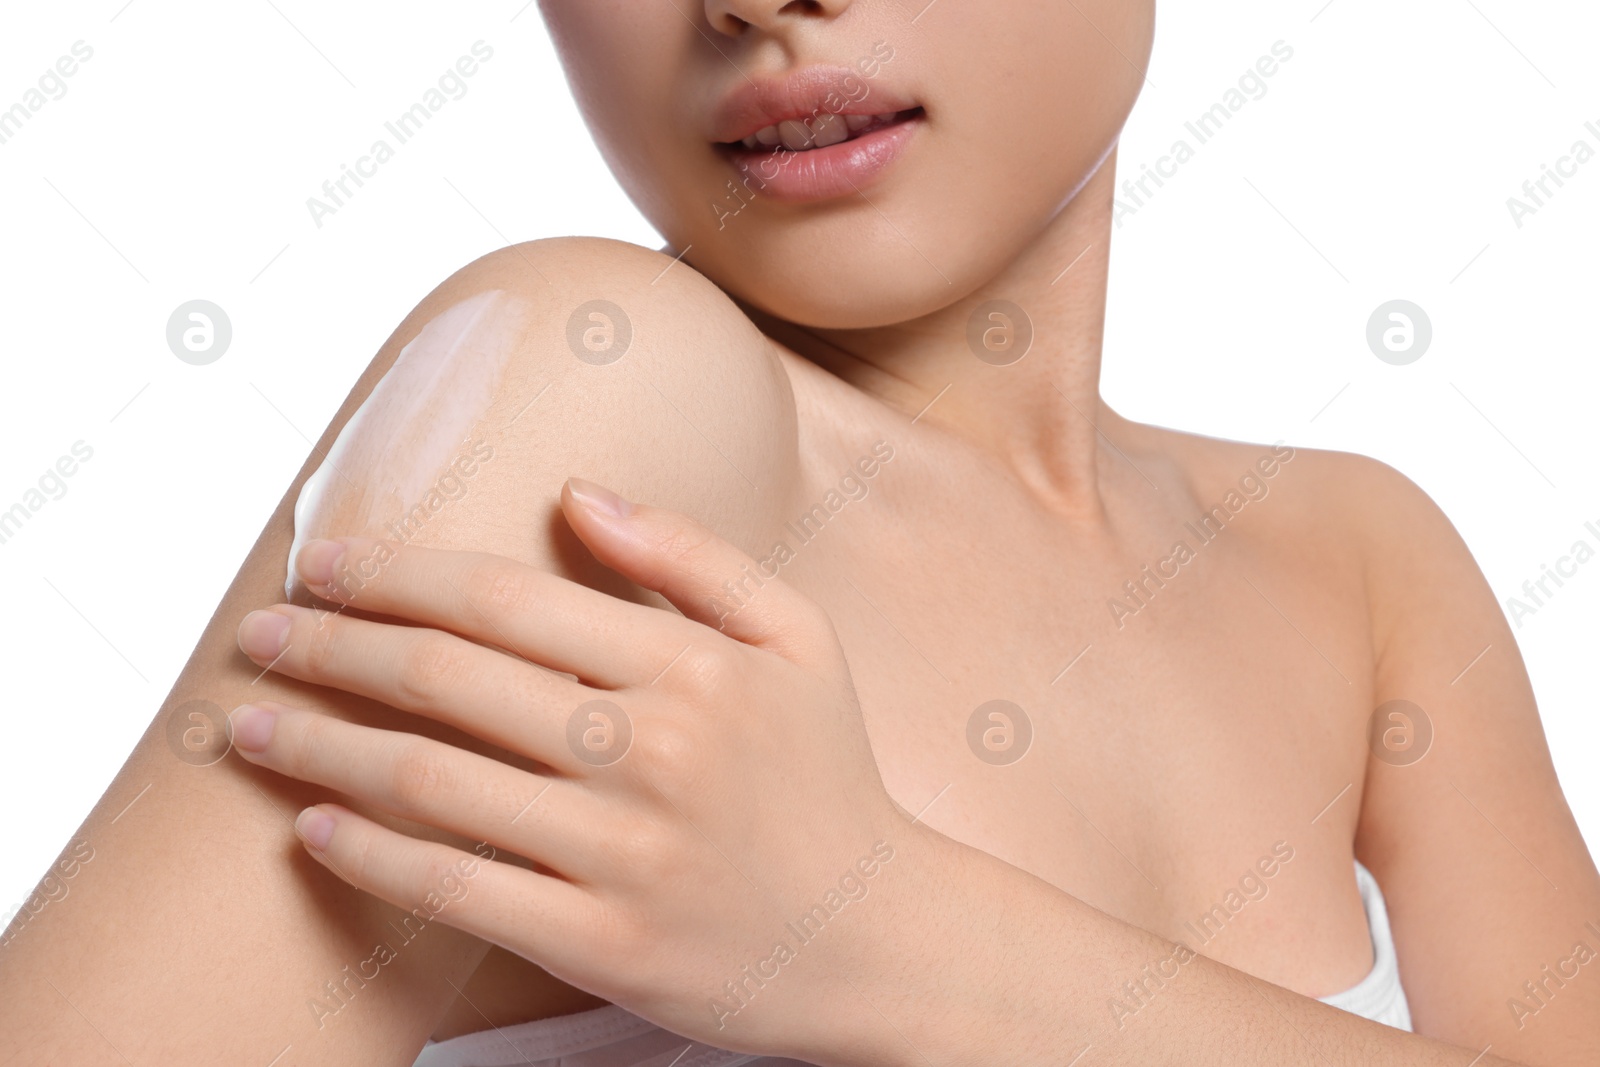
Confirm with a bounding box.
[285,289,532,601]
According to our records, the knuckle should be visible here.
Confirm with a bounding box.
[300,616,342,676]
[386,738,451,808]
[462,558,537,620]
[339,823,379,885]
[799,602,849,666]
[792,598,837,642]
[395,634,463,708]
[334,541,391,602]
[413,849,465,903]
[613,821,676,882]
[672,641,741,698]
[275,708,321,772]
[651,524,717,571]
[629,717,700,783]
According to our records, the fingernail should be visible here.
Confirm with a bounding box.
[295,807,336,850]
[567,477,632,518]
[238,610,290,661]
[227,703,276,752]
[296,539,345,588]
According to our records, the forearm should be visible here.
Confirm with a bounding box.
[845,827,1525,1067]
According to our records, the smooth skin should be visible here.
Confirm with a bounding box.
[0,240,795,1064]
[3,0,1598,1065]
[231,473,1600,1067]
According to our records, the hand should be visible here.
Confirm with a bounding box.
[227,478,923,1060]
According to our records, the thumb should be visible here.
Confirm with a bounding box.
[561,477,837,667]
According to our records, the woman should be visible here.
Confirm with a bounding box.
[3,1,1596,1065]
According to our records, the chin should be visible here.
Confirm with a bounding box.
[678,219,996,331]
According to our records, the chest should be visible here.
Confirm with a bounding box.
[766,461,1376,955]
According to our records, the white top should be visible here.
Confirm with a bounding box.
[1315,858,1414,1030]
[414,859,1411,1067]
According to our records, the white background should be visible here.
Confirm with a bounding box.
[1,0,1596,921]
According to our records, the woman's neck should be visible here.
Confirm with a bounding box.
[739,151,1121,522]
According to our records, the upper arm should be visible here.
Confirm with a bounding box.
[0,237,797,1066]
[1349,457,1600,1064]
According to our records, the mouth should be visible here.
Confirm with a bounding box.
[711,106,925,204]
[708,66,926,204]
[716,106,926,154]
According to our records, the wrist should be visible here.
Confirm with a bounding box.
[826,820,1079,1067]
[818,819,1005,1067]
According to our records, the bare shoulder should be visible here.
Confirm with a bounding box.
[1120,421,1398,559]
[420,236,800,498]
[352,237,802,564]
[1171,432,1600,1052]
[1136,424,1441,544]
[1153,425,1505,640]
[1212,440,1488,646]
[1138,424,1600,1052]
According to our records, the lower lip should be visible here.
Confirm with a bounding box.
[717,115,922,204]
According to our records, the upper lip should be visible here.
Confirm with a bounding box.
[709,66,920,144]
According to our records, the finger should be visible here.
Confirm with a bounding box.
[236,603,594,769]
[228,700,602,877]
[290,802,594,969]
[561,478,840,669]
[292,536,699,688]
